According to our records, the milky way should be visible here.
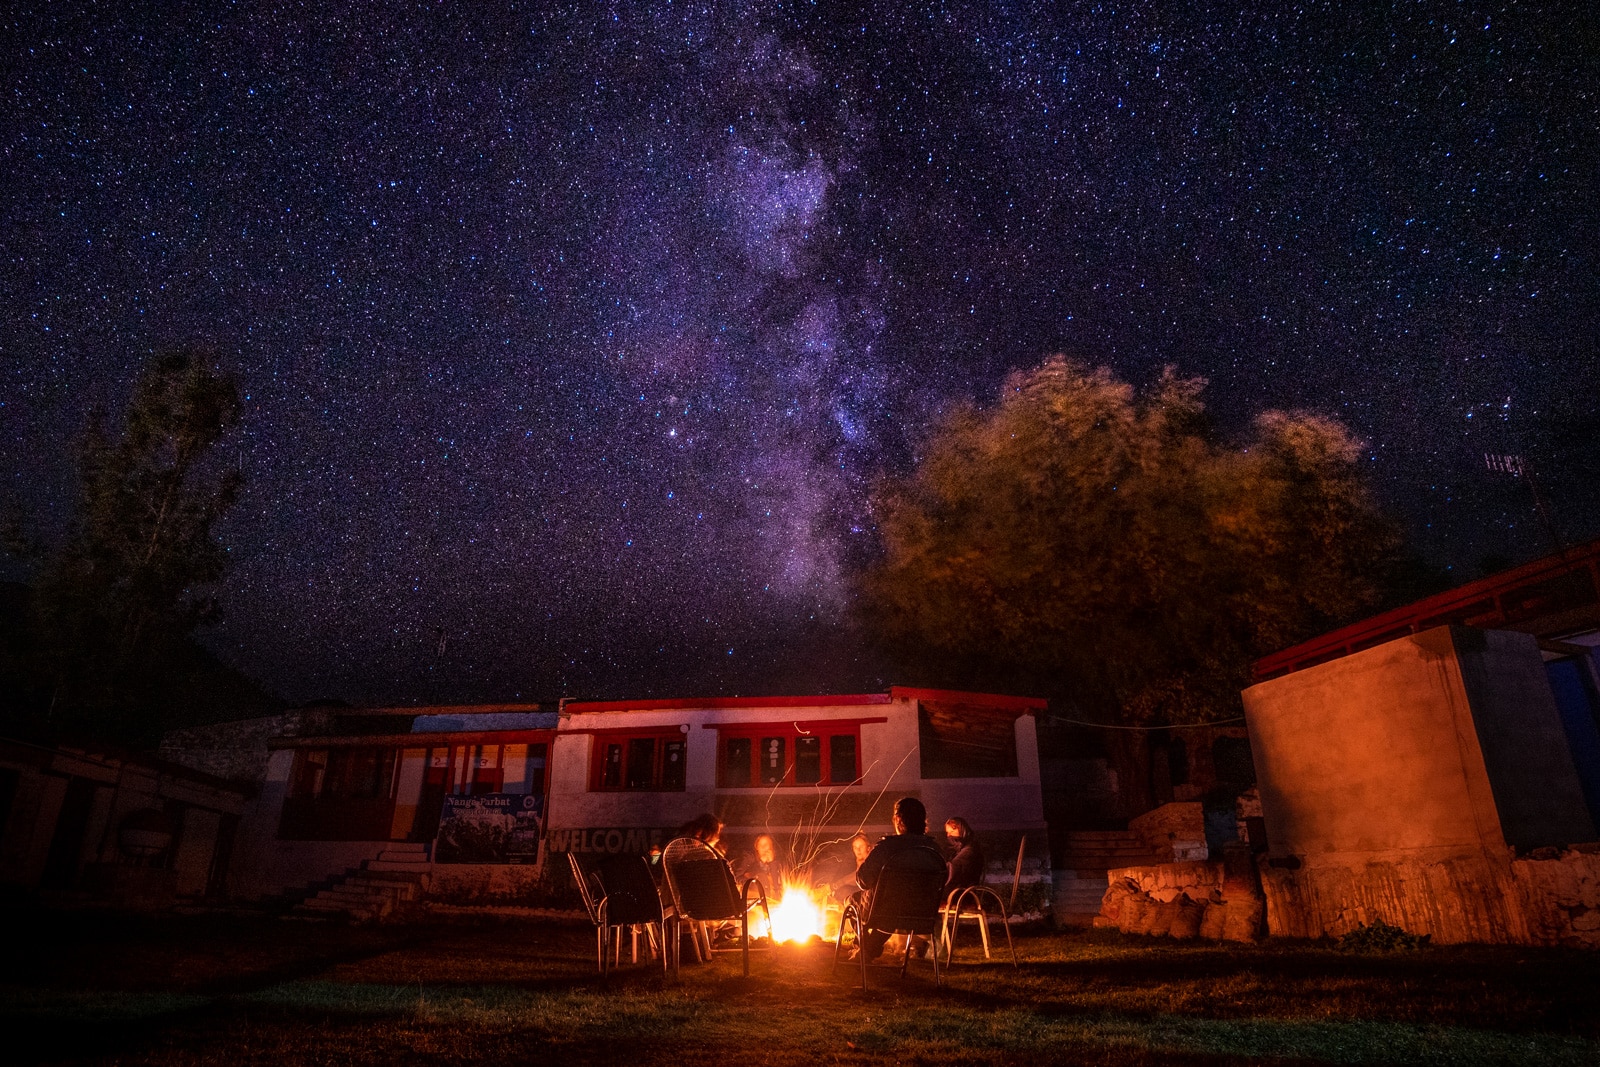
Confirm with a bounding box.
[3,3,1598,704]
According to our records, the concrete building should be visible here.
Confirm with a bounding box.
[218,703,557,915]
[168,687,1052,919]
[0,735,249,906]
[546,687,1051,911]
[1240,539,1600,946]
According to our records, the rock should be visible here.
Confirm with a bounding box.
[1223,895,1266,941]
[1148,898,1179,937]
[1169,895,1204,940]
[1118,894,1149,934]
[1199,898,1228,940]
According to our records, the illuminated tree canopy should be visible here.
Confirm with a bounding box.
[860,356,1397,723]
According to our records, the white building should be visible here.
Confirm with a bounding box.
[547,687,1051,904]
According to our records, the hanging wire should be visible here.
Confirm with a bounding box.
[1046,714,1247,731]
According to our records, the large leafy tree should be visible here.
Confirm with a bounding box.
[860,356,1396,724]
[24,352,244,740]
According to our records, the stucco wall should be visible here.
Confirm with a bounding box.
[1243,626,1594,863]
[1450,628,1597,848]
[545,703,922,842]
[546,699,1049,859]
[1242,626,1598,945]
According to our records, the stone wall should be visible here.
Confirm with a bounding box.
[1095,847,1265,941]
[1259,845,1600,946]
[160,713,311,786]
[1129,802,1208,862]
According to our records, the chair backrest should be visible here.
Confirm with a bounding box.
[1008,834,1028,912]
[863,845,947,936]
[569,852,605,924]
[594,853,666,927]
[570,851,665,927]
[662,837,743,922]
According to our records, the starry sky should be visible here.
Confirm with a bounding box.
[3,2,1598,706]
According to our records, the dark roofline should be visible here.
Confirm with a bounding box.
[1252,536,1600,681]
[0,734,254,796]
[268,728,557,750]
[317,702,553,717]
[562,686,1046,715]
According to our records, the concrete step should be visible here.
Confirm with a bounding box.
[299,898,355,912]
[1052,870,1111,927]
[324,887,396,904]
[328,884,413,903]
[376,848,429,863]
[1057,888,1109,910]
[301,895,387,919]
[349,870,424,886]
[365,859,432,873]
[377,843,428,855]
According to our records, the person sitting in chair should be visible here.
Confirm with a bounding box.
[740,833,790,893]
[852,797,940,962]
[943,816,985,901]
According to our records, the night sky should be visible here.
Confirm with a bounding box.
[4,2,1598,706]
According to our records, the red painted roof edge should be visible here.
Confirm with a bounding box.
[562,692,894,714]
[889,686,1048,710]
[1252,535,1600,679]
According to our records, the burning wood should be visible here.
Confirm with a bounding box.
[751,877,835,943]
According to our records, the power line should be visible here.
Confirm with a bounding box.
[1045,714,1247,731]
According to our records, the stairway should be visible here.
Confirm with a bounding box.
[293,843,431,922]
[1051,830,1162,926]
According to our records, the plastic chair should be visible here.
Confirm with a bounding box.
[939,834,1023,967]
[569,852,670,975]
[832,844,946,989]
[661,837,771,976]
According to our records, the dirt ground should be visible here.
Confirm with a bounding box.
[3,908,1598,1066]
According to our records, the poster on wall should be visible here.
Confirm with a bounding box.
[433,793,544,864]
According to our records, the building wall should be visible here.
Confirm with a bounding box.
[228,747,385,898]
[1450,628,1598,849]
[222,694,1049,906]
[1241,626,1599,944]
[0,739,246,901]
[546,704,919,841]
[547,697,1048,864]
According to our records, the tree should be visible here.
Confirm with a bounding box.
[859,356,1397,725]
[24,352,244,741]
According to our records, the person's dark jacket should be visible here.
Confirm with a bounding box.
[856,831,941,890]
[945,841,985,898]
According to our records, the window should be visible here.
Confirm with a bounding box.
[467,745,500,794]
[288,748,397,799]
[722,737,752,786]
[501,743,547,795]
[917,701,1019,779]
[717,724,861,787]
[590,730,688,792]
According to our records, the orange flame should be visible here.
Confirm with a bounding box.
[752,877,836,943]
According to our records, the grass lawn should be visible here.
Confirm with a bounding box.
[3,909,1598,1066]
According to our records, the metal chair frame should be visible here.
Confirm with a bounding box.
[832,844,946,989]
[661,837,771,976]
[568,852,670,976]
[939,834,1024,967]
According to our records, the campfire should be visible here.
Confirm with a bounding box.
[753,877,835,943]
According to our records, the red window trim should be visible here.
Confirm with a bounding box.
[697,716,889,731]
[714,721,869,788]
[587,728,689,792]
